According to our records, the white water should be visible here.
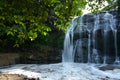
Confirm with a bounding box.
[92,15,101,63]
[78,16,84,63]
[109,14,119,64]
[0,63,120,80]
[87,33,91,63]
[62,18,77,62]
[114,30,119,64]
[86,18,94,63]
[92,15,100,63]
[103,31,107,64]
[103,12,113,64]
[104,12,119,64]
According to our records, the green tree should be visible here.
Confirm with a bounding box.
[0,0,87,50]
[0,0,118,51]
[86,0,118,14]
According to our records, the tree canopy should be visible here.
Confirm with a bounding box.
[0,0,118,52]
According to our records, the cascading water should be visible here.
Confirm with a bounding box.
[103,30,107,64]
[92,14,100,63]
[87,32,91,63]
[74,16,84,62]
[114,30,119,64]
[62,17,77,62]
[103,12,112,64]
[62,10,119,64]
[84,14,94,63]
[109,12,119,64]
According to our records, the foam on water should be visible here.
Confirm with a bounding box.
[0,63,120,80]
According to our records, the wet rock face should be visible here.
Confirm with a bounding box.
[83,14,95,24]
[98,65,120,71]
[19,48,62,64]
[73,10,120,64]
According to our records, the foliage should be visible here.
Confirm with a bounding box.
[0,0,118,52]
[86,0,118,14]
[0,0,50,47]
[0,0,87,49]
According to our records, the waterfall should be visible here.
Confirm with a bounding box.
[103,12,112,64]
[86,22,93,63]
[87,32,91,63]
[114,30,119,64]
[62,17,78,62]
[109,12,119,64]
[92,14,100,63]
[78,16,83,63]
[62,10,119,64]
[103,30,107,64]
